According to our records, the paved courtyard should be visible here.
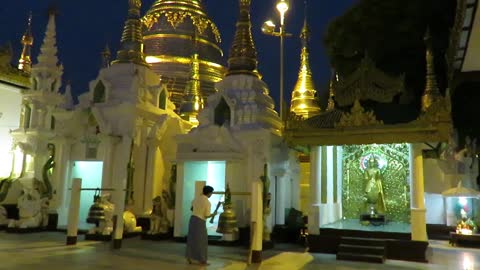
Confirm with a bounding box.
[0,232,478,270]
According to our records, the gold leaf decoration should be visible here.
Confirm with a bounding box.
[165,11,187,29]
[192,16,209,35]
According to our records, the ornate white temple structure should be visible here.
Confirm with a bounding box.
[173,1,296,259]
[0,0,478,264]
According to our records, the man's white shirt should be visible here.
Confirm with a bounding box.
[192,194,212,220]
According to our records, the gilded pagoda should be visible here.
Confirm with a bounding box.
[142,0,226,110]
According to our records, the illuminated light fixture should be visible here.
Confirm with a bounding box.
[261,0,291,120]
[276,0,289,16]
[262,20,276,34]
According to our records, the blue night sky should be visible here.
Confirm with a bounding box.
[0,0,356,108]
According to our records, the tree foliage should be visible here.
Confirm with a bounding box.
[324,0,456,102]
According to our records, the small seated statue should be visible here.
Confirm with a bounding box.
[87,193,114,236]
[8,188,46,229]
[148,195,169,234]
[123,210,142,233]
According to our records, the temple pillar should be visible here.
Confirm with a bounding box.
[173,162,185,237]
[66,178,82,245]
[29,103,37,128]
[274,169,287,225]
[142,142,158,213]
[290,170,300,210]
[325,146,336,223]
[111,136,131,248]
[133,139,148,214]
[251,181,263,263]
[335,146,343,219]
[319,146,328,225]
[308,146,321,235]
[410,143,427,241]
[100,135,116,190]
[51,139,72,211]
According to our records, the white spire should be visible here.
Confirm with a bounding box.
[31,11,63,93]
[64,82,74,109]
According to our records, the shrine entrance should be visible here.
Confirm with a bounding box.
[181,161,226,236]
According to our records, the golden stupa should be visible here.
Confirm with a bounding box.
[142,0,226,109]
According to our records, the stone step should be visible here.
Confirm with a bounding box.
[340,236,386,247]
[336,252,385,264]
[338,243,386,256]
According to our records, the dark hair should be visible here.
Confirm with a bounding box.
[203,185,214,195]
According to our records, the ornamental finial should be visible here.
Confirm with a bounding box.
[113,0,148,66]
[18,12,33,73]
[226,0,259,77]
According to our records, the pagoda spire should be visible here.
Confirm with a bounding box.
[179,35,204,127]
[31,9,63,92]
[113,0,148,66]
[226,0,259,77]
[326,70,337,112]
[101,44,111,68]
[64,81,74,109]
[289,6,320,119]
[18,12,33,73]
[421,28,441,112]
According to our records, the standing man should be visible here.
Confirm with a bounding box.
[186,185,217,265]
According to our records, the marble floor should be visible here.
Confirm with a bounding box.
[0,232,479,270]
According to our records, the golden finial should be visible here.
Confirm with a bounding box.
[113,0,148,66]
[326,69,337,112]
[129,0,141,16]
[179,34,204,127]
[289,2,320,119]
[300,1,309,47]
[226,0,259,77]
[421,27,441,112]
[18,12,33,73]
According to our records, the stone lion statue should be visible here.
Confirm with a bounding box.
[8,188,46,229]
[123,210,142,233]
[148,195,169,234]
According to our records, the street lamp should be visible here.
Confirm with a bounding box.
[262,0,291,121]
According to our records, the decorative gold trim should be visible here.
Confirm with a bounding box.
[142,10,221,43]
[143,33,223,54]
[145,55,225,70]
[148,2,205,16]
[165,11,187,29]
[335,100,383,127]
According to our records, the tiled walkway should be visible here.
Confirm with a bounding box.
[0,232,479,270]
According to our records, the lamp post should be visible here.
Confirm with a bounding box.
[262,0,291,121]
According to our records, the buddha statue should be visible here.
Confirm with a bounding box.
[363,156,386,215]
[456,209,477,235]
